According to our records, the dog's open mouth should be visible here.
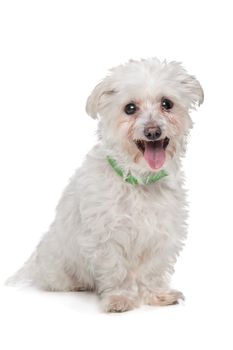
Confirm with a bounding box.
[134,137,170,170]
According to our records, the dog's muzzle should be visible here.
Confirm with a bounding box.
[134,137,170,170]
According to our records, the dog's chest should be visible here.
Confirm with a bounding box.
[78,160,185,263]
[96,182,183,257]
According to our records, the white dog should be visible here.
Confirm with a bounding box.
[8,58,203,312]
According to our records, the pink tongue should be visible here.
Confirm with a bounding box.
[144,142,166,170]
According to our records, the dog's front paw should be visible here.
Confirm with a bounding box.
[101,294,139,313]
[143,289,184,306]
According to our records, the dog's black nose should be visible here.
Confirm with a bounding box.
[144,126,162,140]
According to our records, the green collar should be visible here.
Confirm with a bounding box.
[107,156,168,185]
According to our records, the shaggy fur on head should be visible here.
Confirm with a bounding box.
[7,58,203,312]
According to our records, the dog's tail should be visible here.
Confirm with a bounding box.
[5,252,37,287]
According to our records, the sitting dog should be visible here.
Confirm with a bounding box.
[8,58,203,312]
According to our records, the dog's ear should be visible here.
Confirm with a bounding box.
[181,74,204,108]
[169,61,204,109]
[86,79,116,119]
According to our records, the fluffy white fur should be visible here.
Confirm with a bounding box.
[7,58,203,312]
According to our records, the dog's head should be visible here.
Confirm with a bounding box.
[86,58,203,171]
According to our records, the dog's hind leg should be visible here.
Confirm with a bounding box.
[6,251,75,291]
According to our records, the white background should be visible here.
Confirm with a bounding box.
[0,0,233,349]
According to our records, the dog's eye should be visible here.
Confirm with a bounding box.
[161,98,174,110]
[124,103,137,115]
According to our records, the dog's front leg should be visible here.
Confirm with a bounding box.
[140,284,184,306]
[138,267,184,307]
[92,246,139,312]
